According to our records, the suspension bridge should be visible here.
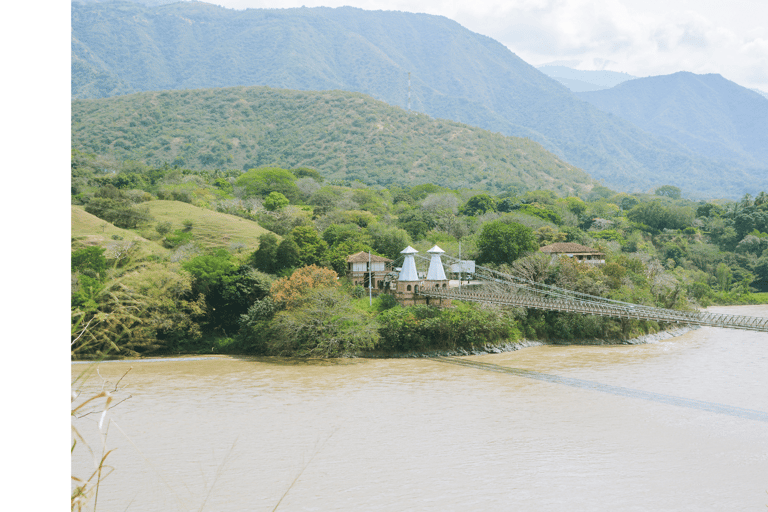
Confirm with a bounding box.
[383,251,768,333]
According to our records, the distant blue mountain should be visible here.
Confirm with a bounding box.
[538,66,637,91]
[577,72,768,167]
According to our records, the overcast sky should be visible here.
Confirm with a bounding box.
[209,0,768,91]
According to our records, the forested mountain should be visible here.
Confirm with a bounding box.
[71,1,767,198]
[71,86,595,195]
[577,73,768,167]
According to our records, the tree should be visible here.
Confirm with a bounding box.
[654,185,682,200]
[367,225,412,260]
[268,288,378,357]
[270,265,339,308]
[71,246,107,277]
[249,233,280,274]
[477,220,538,265]
[275,238,302,272]
[460,194,497,216]
[263,191,289,211]
[716,263,732,292]
[182,250,236,295]
[235,167,300,201]
[289,225,327,267]
[627,201,693,231]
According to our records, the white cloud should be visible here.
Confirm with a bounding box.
[209,0,768,90]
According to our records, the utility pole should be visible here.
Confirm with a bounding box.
[408,71,411,111]
[369,250,372,306]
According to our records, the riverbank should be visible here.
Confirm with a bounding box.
[72,325,703,363]
[359,325,700,358]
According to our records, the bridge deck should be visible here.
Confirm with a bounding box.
[406,253,768,333]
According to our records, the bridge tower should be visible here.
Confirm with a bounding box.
[394,246,422,305]
[425,245,451,306]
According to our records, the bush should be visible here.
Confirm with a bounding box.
[268,288,378,357]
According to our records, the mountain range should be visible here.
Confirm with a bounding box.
[576,72,768,169]
[71,1,768,198]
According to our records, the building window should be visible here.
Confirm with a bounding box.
[407,285,412,291]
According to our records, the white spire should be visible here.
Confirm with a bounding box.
[398,246,419,281]
[426,245,447,281]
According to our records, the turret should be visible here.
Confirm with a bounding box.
[426,245,447,281]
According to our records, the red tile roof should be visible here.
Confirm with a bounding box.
[346,251,393,263]
[539,242,604,254]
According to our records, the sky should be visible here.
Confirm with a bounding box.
[209,0,768,91]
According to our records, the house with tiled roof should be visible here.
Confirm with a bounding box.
[346,251,393,290]
[539,242,605,265]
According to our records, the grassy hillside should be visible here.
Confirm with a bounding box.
[71,1,765,197]
[143,200,271,252]
[71,205,168,260]
[577,72,768,167]
[71,87,595,196]
[72,200,271,255]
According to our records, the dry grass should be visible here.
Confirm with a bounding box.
[144,200,271,253]
[71,205,169,261]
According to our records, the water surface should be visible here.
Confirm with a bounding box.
[72,305,768,511]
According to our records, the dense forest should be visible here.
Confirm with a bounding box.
[71,148,768,360]
[71,87,594,196]
[71,1,768,198]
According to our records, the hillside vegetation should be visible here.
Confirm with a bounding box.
[71,86,594,196]
[71,140,768,360]
[71,1,766,197]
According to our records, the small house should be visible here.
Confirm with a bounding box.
[346,251,393,290]
[539,242,605,265]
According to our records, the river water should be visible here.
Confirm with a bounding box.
[72,305,768,511]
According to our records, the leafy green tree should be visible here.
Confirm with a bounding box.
[309,187,342,216]
[249,233,280,274]
[289,225,327,267]
[264,191,289,211]
[696,202,724,218]
[753,256,768,291]
[71,246,107,277]
[654,185,682,200]
[235,167,300,201]
[290,167,324,182]
[155,221,173,236]
[322,223,366,247]
[563,196,587,216]
[716,263,733,292]
[460,194,497,216]
[497,197,518,213]
[627,201,692,231]
[522,190,557,205]
[477,220,537,265]
[397,209,435,240]
[182,250,236,295]
[275,238,301,272]
[367,225,412,260]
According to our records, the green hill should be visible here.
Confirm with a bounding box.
[143,200,271,252]
[71,87,595,196]
[71,1,766,197]
[72,199,272,255]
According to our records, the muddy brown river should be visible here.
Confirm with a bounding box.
[72,305,768,511]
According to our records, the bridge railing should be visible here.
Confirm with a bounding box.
[416,285,768,332]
